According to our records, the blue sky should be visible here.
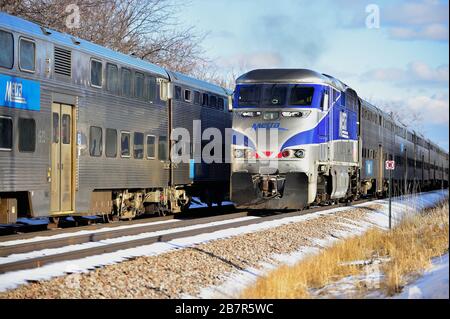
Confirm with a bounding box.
[181,0,449,150]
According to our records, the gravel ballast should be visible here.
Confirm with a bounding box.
[0,205,381,299]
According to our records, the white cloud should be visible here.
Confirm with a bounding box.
[361,61,449,85]
[389,24,449,41]
[219,52,284,70]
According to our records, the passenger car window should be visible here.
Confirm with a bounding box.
[135,72,145,99]
[209,95,217,108]
[121,132,131,157]
[134,132,144,159]
[146,135,156,158]
[174,86,182,100]
[158,136,168,161]
[0,117,13,150]
[194,91,200,105]
[0,30,14,69]
[19,38,35,72]
[218,98,224,110]
[106,64,119,94]
[147,76,157,102]
[62,114,71,144]
[89,126,103,156]
[184,90,192,102]
[202,93,209,107]
[19,118,36,152]
[90,60,102,87]
[121,68,132,97]
[105,128,117,158]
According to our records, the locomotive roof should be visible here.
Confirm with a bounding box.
[0,12,168,78]
[236,69,348,91]
[167,70,229,96]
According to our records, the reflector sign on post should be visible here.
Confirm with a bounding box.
[385,160,395,170]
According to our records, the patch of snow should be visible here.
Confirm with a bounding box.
[393,254,449,299]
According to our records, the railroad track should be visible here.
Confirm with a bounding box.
[0,199,372,274]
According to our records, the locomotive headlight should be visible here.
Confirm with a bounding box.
[294,149,306,158]
[282,111,302,117]
[241,111,261,117]
[234,149,245,158]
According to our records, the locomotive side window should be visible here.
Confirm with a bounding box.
[0,30,14,69]
[19,38,35,73]
[289,87,314,106]
[18,118,36,152]
[121,131,131,157]
[147,76,157,102]
[174,86,182,100]
[90,59,103,87]
[89,126,103,157]
[105,128,117,158]
[146,135,156,159]
[62,114,71,144]
[134,132,144,159]
[194,91,200,105]
[135,72,145,99]
[158,136,168,161]
[106,63,119,94]
[121,68,132,97]
[0,117,13,151]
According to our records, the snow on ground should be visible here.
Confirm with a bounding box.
[191,190,448,298]
[393,254,449,299]
[0,190,447,294]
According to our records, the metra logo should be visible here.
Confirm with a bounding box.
[5,81,26,104]
[252,123,288,131]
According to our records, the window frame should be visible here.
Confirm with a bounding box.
[90,58,103,88]
[89,126,103,157]
[0,29,14,70]
[146,134,156,159]
[120,130,131,158]
[184,89,192,103]
[105,128,118,158]
[19,37,36,73]
[0,115,13,152]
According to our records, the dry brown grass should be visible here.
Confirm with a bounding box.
[241,201,449,299]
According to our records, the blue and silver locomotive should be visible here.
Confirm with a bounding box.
[230,69,448,209]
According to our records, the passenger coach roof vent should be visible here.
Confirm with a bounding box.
[54,46,72,77]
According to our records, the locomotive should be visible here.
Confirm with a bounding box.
[230,69,449,209]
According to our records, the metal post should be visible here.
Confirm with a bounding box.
[389,168,392,230]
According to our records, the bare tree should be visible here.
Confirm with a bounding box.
[1,0,207,74]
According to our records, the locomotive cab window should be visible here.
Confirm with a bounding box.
[18,118,36,152]
[289,86,314,106]
[0,116,13,151]
[19,38,35,73]
[105,128,117,158]
[89,126,103,157]
[90,59,103,87]
[0,30,14,69]
[121,131,131,157]
[146,135,156,159]
[106,63,119,94]
[135,72,145,99]
[134,132,144,159]
[263,85,286,106]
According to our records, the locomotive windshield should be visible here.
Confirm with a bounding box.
[237,84,315,107]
